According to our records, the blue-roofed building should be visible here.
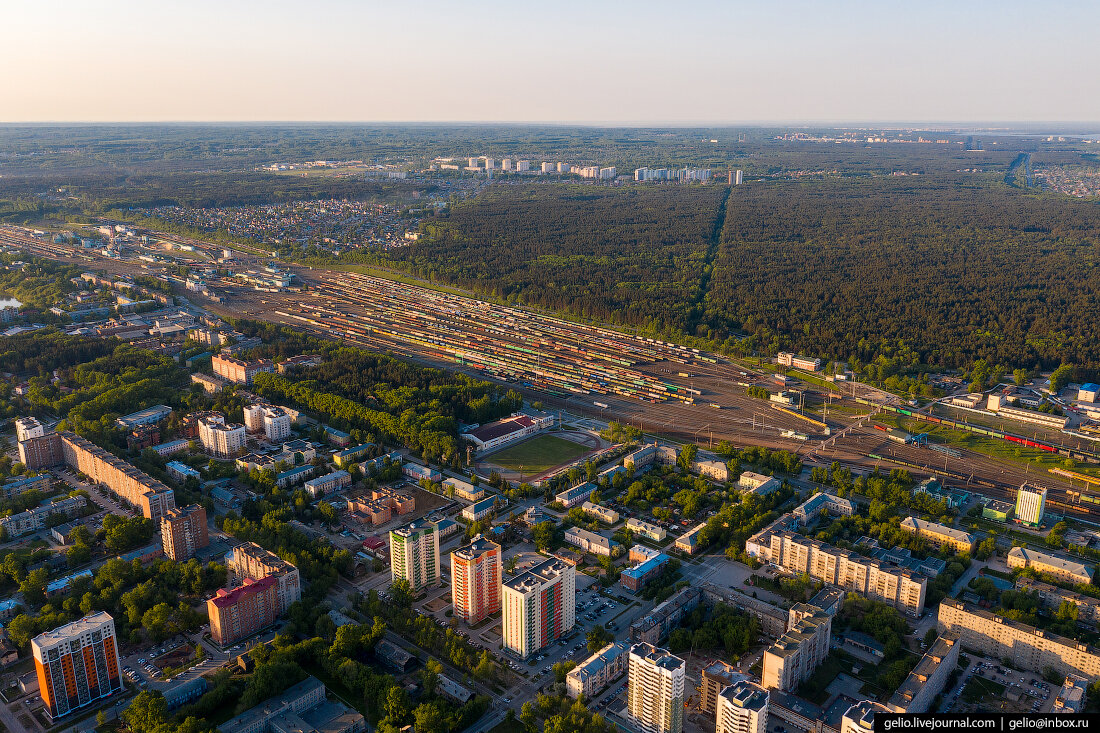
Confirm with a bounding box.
[556,482,595,508]
[275,464,314,488]
[116,405,172,429]
[45,569,92,597]
[462,496,500,522]
[620,553,670,593]
[167,461,201,483]
[210,486,240,508]
[1080,383,1100,402]
[434,519,460,538]
[0,474,51,500]
[0,599,22,620]
[323,426,352,447]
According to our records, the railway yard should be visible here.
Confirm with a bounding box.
[7,222,1100,524]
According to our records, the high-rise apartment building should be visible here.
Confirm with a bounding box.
[762,603,831,691]
[210,542,301,646]
[32,612,123,720]
[716,680,769,733]
[627,642,686,733]
[208,575,279,646]
[841,701,890,733]
[1015,483,1048,527]
[516,160,530,172]
[161,504,209,561]
[198,413,247,458]
[18,432,64,470]
[502,556,575,658]
[451,535,501,625]
[390,519,441,593]
[226,542,301,612]
[15,416,45,443]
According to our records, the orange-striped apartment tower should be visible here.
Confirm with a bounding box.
[451,535,502,625]
[32,612,123,720]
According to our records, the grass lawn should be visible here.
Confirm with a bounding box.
[961,675,1006,704]
[488,434,591,473]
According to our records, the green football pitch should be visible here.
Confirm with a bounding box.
[486,434,591,473]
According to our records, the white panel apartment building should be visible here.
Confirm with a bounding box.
[198,413,246,458]
[754,530,927,616]
[502,557,575,659]
[627,643,686,733]
[389,519,441,593]
[716,680,769,733]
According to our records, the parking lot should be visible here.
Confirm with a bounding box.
[948,657,1057,713]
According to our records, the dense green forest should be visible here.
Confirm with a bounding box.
[364,177,1100,374]
[708,175,1100,370]
[375,184,728,333]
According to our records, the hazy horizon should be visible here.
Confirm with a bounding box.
[4,0,1098,125]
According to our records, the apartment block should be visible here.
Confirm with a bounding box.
[674,523,707,555]
[564,526,617,556]
[841,701,890,733]
[502,556,575,658]
[160,504,209,561]
[303,470,351,498]
[226,542,302,612]
[59,433,175,520]
[15,416,45,442]
[899,517,976,554]
[390,519,441,593]
[937,598,1100,679]
[698,660,744,715]
[762,604,831,691]
[32,612,123,720]
[1007,547,1094,585]
[198,413,246,458]
[566,641,630,699]
[208,575,279,646]
[1015,483,1048,527]
[627,517,667,541]
[792,492,854,524]
[582,501,620,524]
[451,535,501,625]
[627,643,686,733]
[18,432,64,470]
[211,354,274,385]
[1015,577,1100,625]
[886,632,961,713]
[0,473,51,500]
[756,530,927,616]
[0,496,83,539]
[716,680,769,733]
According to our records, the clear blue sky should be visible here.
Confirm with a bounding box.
[3,0,1097,123]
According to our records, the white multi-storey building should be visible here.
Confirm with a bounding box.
[1015,483,1047,527]
[15,417,45,443]
[502,557,575,658]
[389,519,440,593]
[516,160,530,172]
[197,413,246,458]
[627,643,686,733]
[716,680,769,733]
